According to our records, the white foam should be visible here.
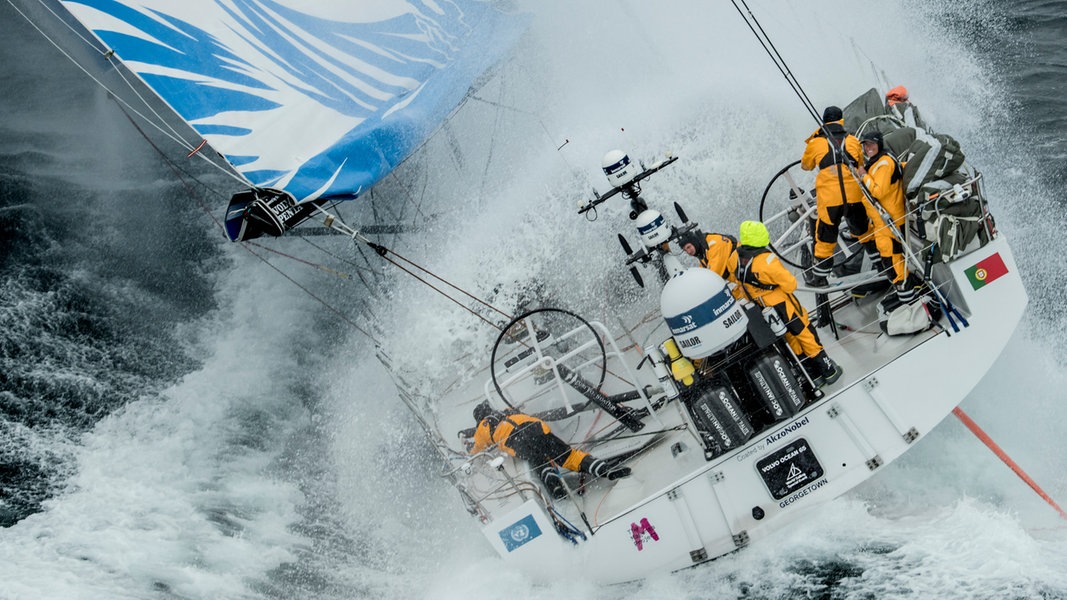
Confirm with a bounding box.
[4,0,1067,598]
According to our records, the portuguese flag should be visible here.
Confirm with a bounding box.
[965,252,1008,290]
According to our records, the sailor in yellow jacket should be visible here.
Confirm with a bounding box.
[470,402,630,499]
[679,229,743,299]
[801,106,871,286]
[856,129,917,300]
[735,221,843,387]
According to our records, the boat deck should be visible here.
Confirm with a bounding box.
[439,282,945,530]
[433,231,1026,583]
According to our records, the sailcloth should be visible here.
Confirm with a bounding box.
[61,0,523,203]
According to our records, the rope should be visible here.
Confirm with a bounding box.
[108,91,385,347]
[375,249,508,331]
[583,425,686,447]
[243,245,380,342]
[107,74,507,344]
[247,241,352,280]
[731,1,966,334]
[8,0,246,187]
[298,237,380,277]
[301,203,515,331]
[110,99,225,227]
[371,245,514,322]
[17,0,101,50]
[730,0,819,122]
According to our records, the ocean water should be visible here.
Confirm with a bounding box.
[1,1,1066,599]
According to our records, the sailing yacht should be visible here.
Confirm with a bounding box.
[19,0,1029,584]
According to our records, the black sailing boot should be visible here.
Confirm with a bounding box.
[581,455,632,481]
[807,257,833,288]
[815,350,843,386]
[895,282,917,305]
[802,355,825,389]
[540,466,567,500]
[579,455,607,478]
[863,241,882,273]
[897,272,926,305]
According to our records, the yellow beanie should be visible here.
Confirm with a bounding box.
[739,220,770,247]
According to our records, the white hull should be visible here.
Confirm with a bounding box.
[432,230,1025,584]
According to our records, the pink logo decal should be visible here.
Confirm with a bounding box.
[630,518,659,551]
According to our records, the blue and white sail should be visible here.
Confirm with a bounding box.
[61,0,524,239]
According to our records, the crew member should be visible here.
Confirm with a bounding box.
[735,221,843,387]
[469,402,631,499]
[856,130,920,303]
[679,229,742,299]
[801,106,870,286]
[885,85,927,130]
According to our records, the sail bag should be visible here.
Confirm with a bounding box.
[880,300,936,336]
[901,131,966,196]
[914,168,993,263]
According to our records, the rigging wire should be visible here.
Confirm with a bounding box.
[732,0,1060,521]
[111,98,384,345]
[14,0,570,341]
[732,0,965,329]
[244,245,379,342]
[729,0,819,123]
[247,241,353,280]
[373,249,509,330]
[8,0,248,188]
[309,204,515,329]
[17,0,644,481]
[89,49,508,349]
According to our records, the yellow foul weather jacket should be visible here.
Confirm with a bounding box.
[470,412,547,457]
[861,152,908,283]
[737,246,823,359]
[801,120,864,206]
[470,412,589,472]
[801,120,870,260]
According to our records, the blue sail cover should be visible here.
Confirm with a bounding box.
[61,0,523,202]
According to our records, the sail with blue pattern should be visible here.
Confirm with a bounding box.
[61,0,523,238]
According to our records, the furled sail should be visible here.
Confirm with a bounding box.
[61,0,524,240]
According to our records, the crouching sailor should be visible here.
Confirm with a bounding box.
[735,221,843,387]
[469,402,631,500]
[679,228,742,299]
